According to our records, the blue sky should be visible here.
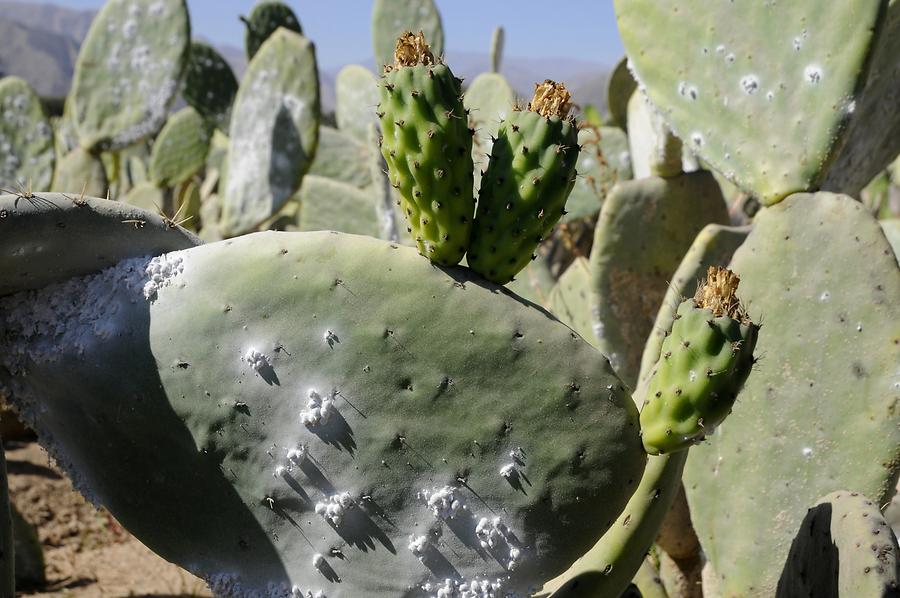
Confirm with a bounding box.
[48,0,624,69]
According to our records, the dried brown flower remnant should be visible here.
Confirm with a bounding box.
[694,266,751,324]
[528,80,573,119]
[391,31,435,69]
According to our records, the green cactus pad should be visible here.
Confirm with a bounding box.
[616,0,900,204]
[149,107,212,188]
[335,65,380,145]
[638,225,751,388]
[468,85,579,284]
[684,193,900,596]
[463,73,516,189]
[308,127,372,188]
[562,126,632,223]
[0,77,54,192]
[548,258,595,346]
[50,146,108,197]
[490,27,505,74]
[777,490,900,597]
[377,41,475,266]
[639,279,759,455]
[881,219,900,262]
[221,29,320,237]
[372,0,444,70]
[0,193,199,296]
[607,57,637,131]
[0,431,11,597]
[0,231,644,597]
[505,251,555,309]
[183,42,238,132]
[241,1,302,60]
[122,181,167,214]
[627,92,682,180]
[298,175,380,237]
[589,172,729,388]
[70,0,190,151]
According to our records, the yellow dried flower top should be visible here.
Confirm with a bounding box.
[694,266,751,324]
[528,80,573,119]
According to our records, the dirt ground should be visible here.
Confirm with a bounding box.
[4,438,212,597]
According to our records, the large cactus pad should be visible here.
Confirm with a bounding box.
[0,231,645,597]
[0,77,54,192]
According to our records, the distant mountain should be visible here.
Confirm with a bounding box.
[0,1,607,115]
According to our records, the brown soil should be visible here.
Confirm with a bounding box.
[4,438,212,597]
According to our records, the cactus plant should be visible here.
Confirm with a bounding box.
[467,81,579,284]
[684,192,900,596]
[50,146,108,197]
[0,208,646,596]
[297,175,382,237]
[241,1,302,60]
[548,258,595,346]
[377,32,474,266]
[372,0,444,70]
[490,27,505,74]
[615,0,900,204]
[606,57,637,131]
[562,126,631,223]
[0,77,54,193]
[463,72,516,189]
[182,41,238,132]
[70,0,190,151]
[149,107,212,188]
[220,28,320,236]
[777,490,900,596]
[627,91,683,180]
[307,127,373,188]
[335,65,380,145]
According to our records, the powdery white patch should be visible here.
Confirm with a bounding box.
[300,388,336,426]
[804,65,823,85]
[740,75,760,95]
[314,492,354,527]
[499,463,517,479]
[143,253,185,299]
[418,486,467,521]
[422,577,515,598]
[287,444,308,465]
[408,535,429,558]
[244,348,270,372]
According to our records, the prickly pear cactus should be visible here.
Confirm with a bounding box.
[589,172,729,387]
[182,42,238,132]
[684,193,900,596]
[122,181,166,214]
[638,225,751,388]
[463,72,516,188]
[377,32,474,266]
[468,81,579,284]
[639,268,759,455]
[777,490,900,597]
[491,27,505,73]
[0,193,199,295]
[562,126,632,223]
[627,92,682,180]
[0,77,54,192]
[297,175,381,237]
[50,146,108,197]
[0,226,645,597]
[0,431,11,598]
[308,127,372,188]
[241,1,302,59]
[221,28,320,236]
[335,65,380,145]
[372,0,444,69]
[149,107,212,188]
[548,258,594,346]
[70,0,190,151]
[606,57,637,131]
[504,252,555,309]
[615,0,900,204]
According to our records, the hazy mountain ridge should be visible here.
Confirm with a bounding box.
[0,1,609,113]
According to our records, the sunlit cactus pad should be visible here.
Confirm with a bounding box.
[0,231,645,597]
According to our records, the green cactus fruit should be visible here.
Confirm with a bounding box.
[182,42,238,132]
[0,431,11,597]
[298,175,381,237]
[0,193,199,296]
[562,126,632,223]
[684,193,900,596]
[149,107,212,188]
[548,257,595,346]
[589,172,729,388]
[463,72,516,191]
[628,91,683,179]
[616,0,900,205]
[221,28,320,237]
[640,267,759,455]
[638,224,750,388]
[777,491,900,597]
[335,65,379,145]
[491,26,505,74]
[0,229,645,597]
[0,77,54,192]
[467,81,579,284]
[607,57,637,131]
[241,1,302,60]
[372,0,444,70]
[308,126,372,188]
[50,146,108,197]
[377,32,475,265]
[70,0,189,151]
